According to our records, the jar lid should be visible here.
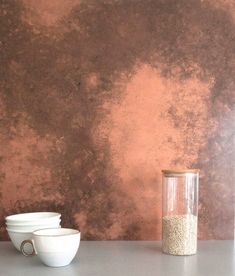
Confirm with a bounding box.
[162,169,200,175]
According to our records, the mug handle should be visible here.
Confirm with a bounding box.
[20,240,36,257]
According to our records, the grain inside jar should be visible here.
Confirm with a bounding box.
[162,214,197,255]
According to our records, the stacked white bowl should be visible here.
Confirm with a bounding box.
[6,212,61,251]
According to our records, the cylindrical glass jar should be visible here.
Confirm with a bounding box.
[162,169,199,255]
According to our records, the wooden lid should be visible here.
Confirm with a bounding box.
[162,169,200,175]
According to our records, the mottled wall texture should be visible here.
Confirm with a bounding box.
[0,0,234,240]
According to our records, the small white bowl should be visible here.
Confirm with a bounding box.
[6,212,61,224]
[21,228,80,267]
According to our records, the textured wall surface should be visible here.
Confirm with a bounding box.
[0,0,234,240]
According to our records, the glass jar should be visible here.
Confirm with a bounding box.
[162,169,199,255]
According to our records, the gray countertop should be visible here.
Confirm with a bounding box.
[0,241,234,276]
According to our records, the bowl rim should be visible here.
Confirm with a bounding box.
[7,228,34,234]
[6,219,61,227]
[33,228,80,237]
[6,225,62,233]
[6,212,61,222]
[6,224,61,231]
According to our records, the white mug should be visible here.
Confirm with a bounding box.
[20,228,80,267]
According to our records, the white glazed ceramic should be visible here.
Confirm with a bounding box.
[6,220,61,232]
[21,228,80,267]
[7,231,32,251]
[6,217,60,227]
[6,212,61,224]
[7,224,61,251]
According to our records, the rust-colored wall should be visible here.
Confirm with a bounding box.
[0,0,234,240]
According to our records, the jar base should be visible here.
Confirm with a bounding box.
[162,249,197,256]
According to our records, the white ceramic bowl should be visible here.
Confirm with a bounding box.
[7,230,33,251]
[21,228,80,267]
[6,220,61,232]
[6,212,61,224]
[6,217,60,227]
[7,224,61,251]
